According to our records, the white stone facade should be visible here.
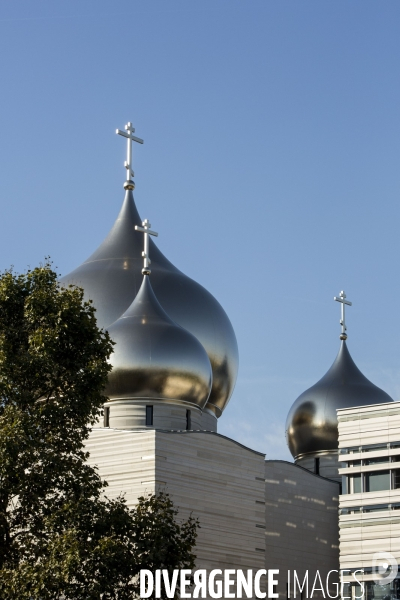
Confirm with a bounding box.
[86,429,266,576]
[85,427,341,599]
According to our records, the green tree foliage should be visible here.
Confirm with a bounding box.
[131,493,199,599]
[0,262,198,599]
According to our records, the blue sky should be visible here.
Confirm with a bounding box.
[1,1,400,459]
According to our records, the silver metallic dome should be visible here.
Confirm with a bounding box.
[60,190,238,416]
[105,274,212,408]
[286,341,393,458]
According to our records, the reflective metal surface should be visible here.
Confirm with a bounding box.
[60,190,238,416]
[105,275,212,409]
[285,341,393,459]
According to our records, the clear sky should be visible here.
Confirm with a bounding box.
[1,1,400,460]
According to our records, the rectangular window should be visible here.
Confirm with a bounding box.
[393,470,400,489]
[340,507,362,515]
[352,584,363,600]
[364,504,388,513]
[186,409,191,430]
[363,444,387,453]
[352,474,362,493]
[103,406,110,428]
[365,470,390,492]
[340,446,360,455]
[364,457,388,465]
[146,405,153,427]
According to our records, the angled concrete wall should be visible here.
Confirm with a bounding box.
[265,460,340,600]
[85,429,341,599]
[85,428,266,577]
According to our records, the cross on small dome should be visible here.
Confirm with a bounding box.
[135,219,158,275]
[334,290,352,340]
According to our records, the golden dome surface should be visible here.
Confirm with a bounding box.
[60,190,238,416]
[105,273,212,408]
[285,341,393,459]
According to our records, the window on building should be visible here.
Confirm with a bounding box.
[392,470,400,489]
[365,470,390,492]
[186,409,191,430]
[351,474,362,493]
[347,475,362,494]
[392,580,400,600]
[363,444,388,453]
[364,456,389,465]
[340,446,360,455]
[352,584,364,600]
[146,405,153,427]
[340,507,362,515]
[104,406,110,428]
[364,504,388,513]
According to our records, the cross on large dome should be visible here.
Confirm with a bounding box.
[60,123,238,417]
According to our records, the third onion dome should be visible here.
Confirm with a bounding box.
[285,291,393,459]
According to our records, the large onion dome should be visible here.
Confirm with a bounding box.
[105,273,212,409]
[286,340,393,459]
[60,189,238,417]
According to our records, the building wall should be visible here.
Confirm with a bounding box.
[85,428,266,577]
[265,460,340,600]
[85,429,342,599]
[338,402,400,597]
[85,428,157,505]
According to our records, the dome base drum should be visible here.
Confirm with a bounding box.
[101,400,217,432]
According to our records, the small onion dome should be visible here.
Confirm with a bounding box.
[105,274,213,410]
[286,341,393,459]
[60,190,238,417]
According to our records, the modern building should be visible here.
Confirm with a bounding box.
[61,124,397,598]
[338,401,400,600]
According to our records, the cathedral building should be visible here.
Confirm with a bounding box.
[60,123,398,599]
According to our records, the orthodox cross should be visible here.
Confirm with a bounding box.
[334,290,352,340]
[116,122,143,184]
[135,219,158,275]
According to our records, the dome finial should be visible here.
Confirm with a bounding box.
[135,219,158,275]
[334,290,352,341]
[116,122,144,191]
